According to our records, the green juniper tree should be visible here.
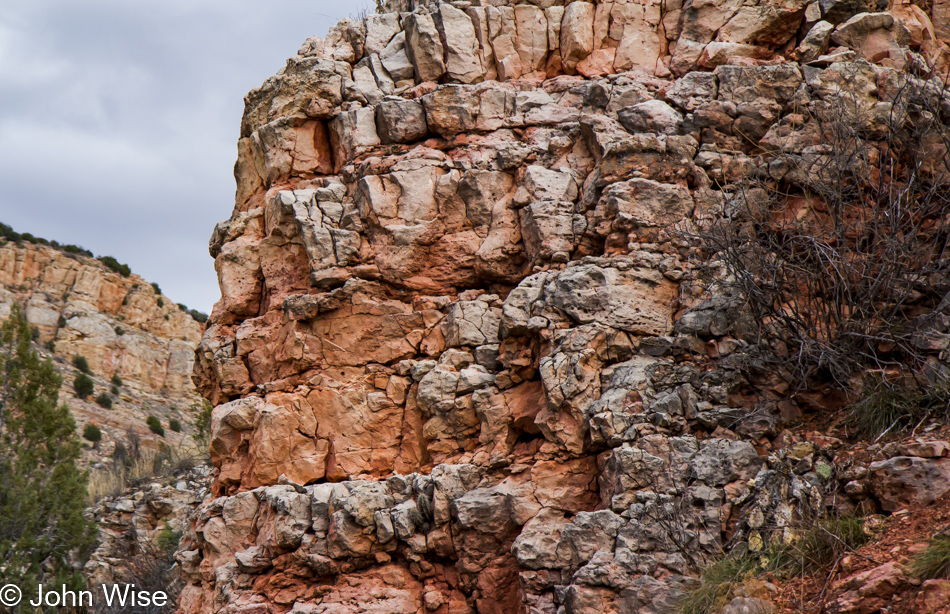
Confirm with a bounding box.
[0,304,98,611]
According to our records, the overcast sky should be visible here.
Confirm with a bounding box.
[0,1,368,313]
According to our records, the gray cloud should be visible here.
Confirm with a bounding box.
[0,0,369,312]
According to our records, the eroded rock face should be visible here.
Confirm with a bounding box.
[182,1,950,613]
[85,464,213,587]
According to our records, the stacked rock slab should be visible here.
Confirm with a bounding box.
[182,1,950,613]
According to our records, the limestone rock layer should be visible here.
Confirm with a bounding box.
[182,1,950,613]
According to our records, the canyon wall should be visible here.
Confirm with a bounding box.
[0,241,205,456]
[0,242,202,394]
[181,1,950,613]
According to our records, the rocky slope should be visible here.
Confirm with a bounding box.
[179,1,950,613]
[0,238,206,461]
[85,462,214,588]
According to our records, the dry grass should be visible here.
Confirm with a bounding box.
[677,516,868,614]
[677,550,758,614]
[762,515,869,577]
[87,440,208,503]
[848,381,950,440]
[909,532,950,580]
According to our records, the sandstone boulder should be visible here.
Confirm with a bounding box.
[546,263,677,336]
[619,100,684,135]
[826,562,908,614]
[915,579,950,614]
[560,2,595,72]
[436,4,484,83]
[601,178,694,228]
[405,10,446,82]
[799,21,835,62]
[443,300,502,347]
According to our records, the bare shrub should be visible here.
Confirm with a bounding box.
[690,70,950,394]
[87,438,208,503]
[92,526,182,614]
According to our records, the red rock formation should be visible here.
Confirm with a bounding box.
[179,1,950,613]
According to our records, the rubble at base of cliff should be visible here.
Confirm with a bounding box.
[85,462,214,589]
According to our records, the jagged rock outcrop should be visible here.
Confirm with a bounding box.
[181,1,950,613]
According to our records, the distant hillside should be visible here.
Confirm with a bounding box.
[0,224,208,475]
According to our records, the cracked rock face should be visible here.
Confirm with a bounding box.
[181,1,950,613]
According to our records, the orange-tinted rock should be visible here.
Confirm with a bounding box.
[826,562,908,614]
[179,1,943,613]
[915,579,950,614]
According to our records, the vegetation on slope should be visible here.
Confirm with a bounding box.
[0,305,98,606]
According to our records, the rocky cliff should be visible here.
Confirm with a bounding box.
[180,1,950,613]
[0,239,206,459]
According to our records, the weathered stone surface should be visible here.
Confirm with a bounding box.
[422,85,480,135]
[721,597,776,614]
[717,0,810,47]
[831,12,911,66]
[511,509,570,569]
[242,57,343,135]
[443,300,502,347]
[291,565,423,614]
[820,0,878,24]
[330,106,381,162]
[666,72,719,111]
[405,10,446,82]
[799,20,835,62]
[826,562,908,614]
[520,200,576,263]
[619,100,684,135]
[561,2,595,72]
[612,0,665,73]
[364,13,400,56]
[437,4,485,83]
[601,178,695,228]
[545,263,677,336]
[375,97,429,144]
[178,3,947,613]
[514,5,549,73]
[380,31,415,81]
[935,0,950,42]
[691,439,763,486]
[86,464,212,586]
[868,456,950,511]
[898,440,950,458]
[915,579,950,614]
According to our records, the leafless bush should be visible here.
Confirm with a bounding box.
[88,438,209,503]
[692,70,950,393]
[92,527,182,614]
